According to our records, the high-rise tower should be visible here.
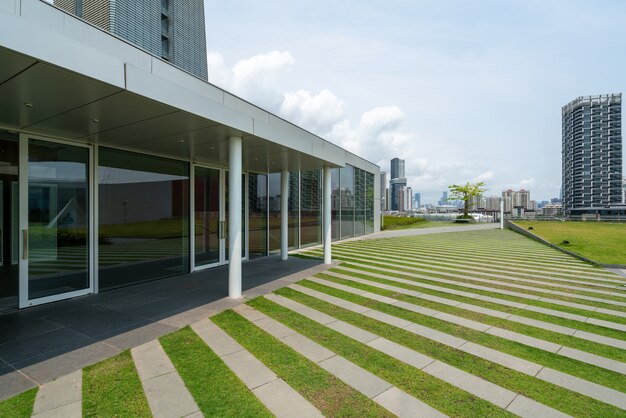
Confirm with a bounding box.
[561,94,622,216]
[54,0,208,80]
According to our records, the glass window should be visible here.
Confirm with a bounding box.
[0,135,18,310]
[268,172,281,254]
[354,168,365,236]
[288,171,299,250]
[331,168,340,240]
[248,173,267,258]
[340,165,354,239]
[365,172,375,234]
[300,170,321,247]
[194,167,220,267]
[98,148,189,290]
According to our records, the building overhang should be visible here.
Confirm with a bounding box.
[0,0,379,175]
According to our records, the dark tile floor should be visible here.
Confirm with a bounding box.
[0,255,325,401]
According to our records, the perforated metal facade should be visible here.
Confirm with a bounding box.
[54,0,207,80]
[561,94,623,216]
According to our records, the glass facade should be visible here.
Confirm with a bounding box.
[354,167,365,236]
[267,172,281,254]
[0,135,18,311]
[28,140,90,300]
[300,170,322,247]
[98,148,189,290]
[288,171,299,250]
[330,168,340,241]
[340,166,354,239]
[365,172,375,234]
[194,166,220,267]
[248,173,267,259]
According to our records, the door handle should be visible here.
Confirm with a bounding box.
[22,229,28,260]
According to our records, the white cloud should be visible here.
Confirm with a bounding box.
[474,171,495,183]
[280,89,345,135]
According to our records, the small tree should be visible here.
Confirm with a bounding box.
[448,182,486,218]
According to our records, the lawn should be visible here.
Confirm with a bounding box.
[513,220,626,265]
[382,216,468,230]
[2,229,625,417]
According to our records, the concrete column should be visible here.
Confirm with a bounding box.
[229,136,243,298]
[323,166,332,265]
[281,169,289,260]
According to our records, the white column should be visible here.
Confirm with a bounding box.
[229,136,243,298]
[281,170,289,260]
[323,166,332,265]
[500,198,504,230]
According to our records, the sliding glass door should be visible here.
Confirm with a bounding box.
[19,136,93,307]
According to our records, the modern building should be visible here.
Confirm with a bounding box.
[502,189,536,218]
[380,171,387,211]
[562,94,623,216]
[414,191,421,208]
[54,0,208,80]
[390,157,405,180]
[438,191,448,206]
[397,186,412,212]
[389,177,407,211]
[0,1,380,312]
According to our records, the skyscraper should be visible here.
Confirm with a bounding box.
[389,157,407,210]
[390,158,405,179]
[380,171,388,211]
[562,94,622,216]
[54,0,208,80]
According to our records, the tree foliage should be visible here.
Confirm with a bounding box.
[448,181,487,217]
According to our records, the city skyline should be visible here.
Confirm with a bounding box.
[198,1,625,205]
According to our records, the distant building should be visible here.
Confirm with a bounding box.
[390,158,405,179]
[540,204,563,217]
[414,192,421,208]
[502,189,536,218]
[380,171,388,211]
[389,177,407,211]
[562,94,622,216]
[438,191,448,206]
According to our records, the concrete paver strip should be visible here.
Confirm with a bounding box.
[252,379,323,418]
[340,244,626,289]
[326,320,379,343]
[286,282,626,404]
[556,346,626,375]
[373,386,448,418]
[193,317,323,416]
[32,370,81,418]
[367,338,435,370]
[536,368,626,410]
[131,340,200,418]
[422,360,517,409]
[506,395,573,418]
[333,267,626,340]
[265,293,337,324]
[236,303,443,416]
[265,293,567,416]
[337,256,626,308]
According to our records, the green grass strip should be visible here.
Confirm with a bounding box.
[0,387,37,418]
[340,242,624,286]
[331,261,626,324]
[327,248,626,303]
[159,326,272,417]
[212,310,392,417]
[83,350,151,417]
[276,286,624,418]
[332,265,626,346]
[248,296,513,418]
[309,275,626,392]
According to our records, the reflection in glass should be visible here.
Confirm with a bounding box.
[300,170,321,247]
[248,173,267,258]
[354,168,365,236]
[365,172,375,233]
[98,148,189,290]
[0,135,19,310]
[194,167,220,267]
[28,140,89,299]
[288,172,299,250]
[340,165,354,239]
[267,172,281,254]
[330,168,340,240]
[224,171,246,261]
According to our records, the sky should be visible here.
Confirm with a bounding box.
[202,0,626,205]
